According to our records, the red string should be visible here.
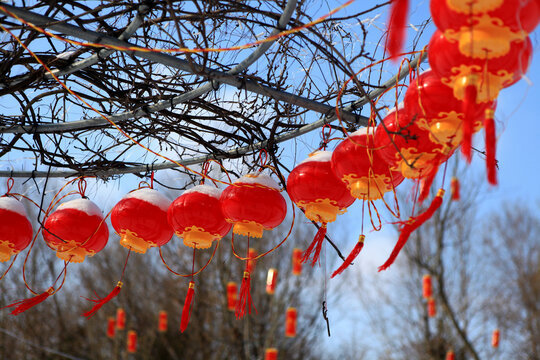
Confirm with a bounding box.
[258,149,269,171]
[77,178,87,198]
[5,177,14,195]
[150,171,154,189]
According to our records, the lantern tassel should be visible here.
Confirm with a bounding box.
[180,281,195,332]
[484,109,497,185]
[386,0,409,59]
[6,287,54,315]
[379,189,444,271]
[301,224,326,267]
[82,281,123,318]
[235,271,255,319]
[331,235,365,278]
[461,84,477,163]
[418,167,438,204]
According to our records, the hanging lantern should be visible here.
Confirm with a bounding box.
[111,188,172,254]
[431,0,539,59]
[168,185,231,249]
[246,248,258,273]
[492,328,500,348]
[265,348,278,360]
[422,274,433,299]
[158,310,168,333]
[404,69,492,150]
[116,308,126,330]
[285,307,297,337]
[266,268,278,295]
[451,177,460,201]
[428,297,437,317]
[43,198,109,263]
[226,282,238,311]
[292,248,302,275]
[107,317,116,339]
[0,196,33,263]
[220,172,287,238]
[446,350,455,360]
[288,151,355,266]
[374,107,448,179]
[127,330,137,353]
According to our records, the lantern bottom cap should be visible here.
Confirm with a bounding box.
[233,221,263,238]
[346,177,387,201]
[304,201,340,223]
[56,244,88,263]
[120,230,151,254]
[0,243,15,262]
[180,229,215,249]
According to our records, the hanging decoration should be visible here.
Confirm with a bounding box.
[492,328,500,348]
[422,274,433,298]
[107,317,116,339]
[446,349,455,360]
[127,330,137,353]
[158,310,168,333]
[292,248,302,276]
[265,348,278,360]
[116,308,126,330]
[451,177,460,201]
[386,0,409,59]
[0,196,33,263]
[285,307,297,337]
[428,297,437,317]
[246,248,258,273]
[266,268,278,295]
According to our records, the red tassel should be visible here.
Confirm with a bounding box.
[379,189,445,271]
[386,0,409,59]
[180,281,195,332]
[301,224,326,267]
[451,177,460,201]
[418,167,438,204]
[235,271,255,319]
[461,84,477,162]
[484,109,497,185]
[6,287,54,315]
[82,281,123,318]
[331,235,365,278]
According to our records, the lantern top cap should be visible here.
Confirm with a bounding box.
[299,150,332,164]
[0,196,28,217]
[350,126,376,137]
[124,187,171,211]
[235,172,280,190]
[57,198,103,217]
[183,184,222,199]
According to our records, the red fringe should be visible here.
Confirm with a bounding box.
[180,281,195,332]
[331,235,365,278]
[301,224,326,267]
[484,109,497,185]
[451,177,460,201]
[82,281,123,318]
[386,0,409,59]
[235,271,256,319]
[6,287,54,315]
[461,85,477,163]
[418,167,438,204]
[379,189,445,271]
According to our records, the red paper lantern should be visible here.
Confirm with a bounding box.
[431,0,539,59]
[265,348,278,360]
[266,268,278,294]
[158,310,168,332]
[220,173,287,238]
[428,30,533,104]
[423,274,433,299]
[127,330,137,353]
[285,307,297,337]
[116,308,126,330]
[374,107,448,179]
[492,328,500,348]
[404,69,491,149]
[111,188,173,254]
[332,131,404,199]
[43,198,108,263]
[288,151,355,221]
[106,317,116,338]
[168,184,231,249]
[0,197,33,262]
[292,248,302,275]
[226,282,237,311]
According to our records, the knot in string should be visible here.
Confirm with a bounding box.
[320,124,333,150]
[78,178,88,198]
[5,177,14,196]
[258,149,269,172]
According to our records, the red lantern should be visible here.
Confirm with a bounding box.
[116,308,126,330]
[127,330,137,353]
[446,350,455,360]
[428,30,533,104]
[428,297,437,317]
[285,307,297,337]
[0,196,33,262]
[404,69,491,150]
[107,317,116,338]
[111,188,172,253]
[431,0,539,59]
[226,282,237,311]
[492,328,500,348]
[43,198,108,263]
[158,310,168,332]
[266,268,278,294]
[292,248,302,275]
[374,107,448,179]
[423,274,433,299]
[168,185,231,249]
[451,177,460,201]
[220,172,287,238]
[265,348,278,360]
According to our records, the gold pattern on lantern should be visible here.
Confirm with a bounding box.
[119,229,152,254]
[177,226,219,249]
[342,173,392,200]
[447,0,503,14]
[442,66,513,103]
[296,198,346,223]
[394,148,439,179]
[0,240,17,262]
[227,219,264,238]
[55,240,96,263]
